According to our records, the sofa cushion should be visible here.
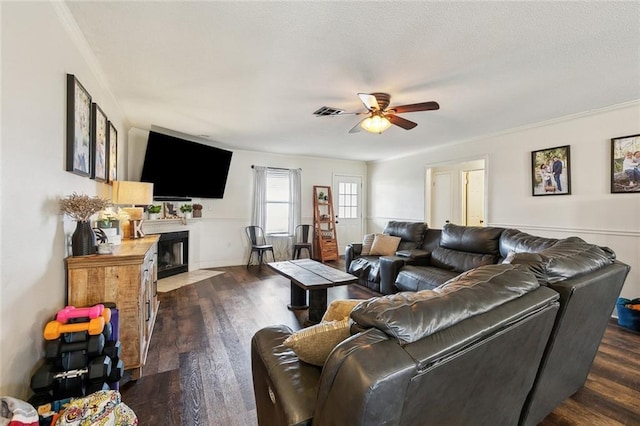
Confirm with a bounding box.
[383,221,427,251]
[439,223,504,254]
[395,265,459,292]
[430,247,497,273]
[283,318,351,366]
[322,299,364,322]
[361,233,376,256]
[499,228,558,259]
[370,234,402,256]
[504,237,615,284]
[351,264,539,344]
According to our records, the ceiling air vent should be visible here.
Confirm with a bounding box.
[313,106,345,116]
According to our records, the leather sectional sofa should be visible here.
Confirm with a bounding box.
[251,223,630,425]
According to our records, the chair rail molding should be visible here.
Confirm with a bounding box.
[488,223,640,238]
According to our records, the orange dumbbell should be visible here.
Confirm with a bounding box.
[43,316,105,340]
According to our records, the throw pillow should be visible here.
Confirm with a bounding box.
[369,234,402,256]
[283,318,351,366]
[361,233,376,255]
[322,299,364,322]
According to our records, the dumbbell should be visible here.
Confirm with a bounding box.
[62,321,112,344]
[30,355,112,395]
[64,307,111,327]
[103,340,121,360]
[46,334,106,370]
[102,302,119,342]
[107,358,124,383]
[57,351,89,371]
[43,317,105,340]
[45,334,105,360]
[56,304,104,323]
[101,340,124,384]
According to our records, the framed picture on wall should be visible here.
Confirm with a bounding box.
[91,103,108,182]
[65,74,92,177]
[107,121,118,182]
[611,134,640,193]
[531,145,571,196]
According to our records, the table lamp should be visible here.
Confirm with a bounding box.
[112,180,154,238]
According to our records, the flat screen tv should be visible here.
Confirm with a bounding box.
[140,131,233,199]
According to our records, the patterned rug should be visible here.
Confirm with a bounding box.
[157,270,224,293]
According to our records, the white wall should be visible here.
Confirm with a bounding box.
[368,102,640,299]
[0,2,128,398]
[129,128,367,268]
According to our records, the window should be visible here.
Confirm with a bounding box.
[265,169,290,234]
[338,182,358,219]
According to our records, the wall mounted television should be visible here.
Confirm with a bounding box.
[140,131,233,199]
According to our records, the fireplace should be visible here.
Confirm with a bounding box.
[157,231,189,279]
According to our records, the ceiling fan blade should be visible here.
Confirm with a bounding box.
[391,101,440,114]
[358,93,380,111]
[388,114,418,130]
[348,118,365,133]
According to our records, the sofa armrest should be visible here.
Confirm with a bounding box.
[345,243,363,273]
[379,256,408,295]
[395,249,432,266]
[251,325,322,426]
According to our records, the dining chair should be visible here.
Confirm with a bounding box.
[245,226,275,268]
[292,224,313,259]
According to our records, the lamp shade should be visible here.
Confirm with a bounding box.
[361,114,392,133]
[112,181,154,205]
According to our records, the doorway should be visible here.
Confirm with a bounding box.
[333,174,363,255]
[426,158,486,228]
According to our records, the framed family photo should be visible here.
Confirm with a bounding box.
[531,145,571,196]
[108,122,118,182]
[65,74,92,177]
[611,134,640,193]
[91,103,108,182]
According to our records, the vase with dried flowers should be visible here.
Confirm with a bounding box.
[60,193,110,256]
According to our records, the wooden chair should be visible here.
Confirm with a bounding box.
[245,226,275,268]
[292,224,313,259]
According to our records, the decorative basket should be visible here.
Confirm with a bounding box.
[616,298,640,332]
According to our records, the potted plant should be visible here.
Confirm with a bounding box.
[148,204,162,220]
[59,193,110,256]
[180,204,193,219]
[318,191,325,201]
[192,203,203,218]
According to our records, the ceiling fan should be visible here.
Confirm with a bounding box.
[313,92,439,134]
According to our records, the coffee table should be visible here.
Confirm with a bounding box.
[268,258,357,325]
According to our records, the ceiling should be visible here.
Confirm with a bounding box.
[65,1,640,162]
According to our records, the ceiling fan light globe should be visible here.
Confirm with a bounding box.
[361,115,391,133]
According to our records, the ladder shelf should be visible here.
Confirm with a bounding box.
[312,185,339,262]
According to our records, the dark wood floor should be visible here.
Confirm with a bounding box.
[120,261,640,425]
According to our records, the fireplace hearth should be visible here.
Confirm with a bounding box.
[157,231,189,279]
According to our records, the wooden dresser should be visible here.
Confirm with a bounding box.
[66,235,159,380]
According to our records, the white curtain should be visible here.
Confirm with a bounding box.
[252,166,268,229]
[288,168,302,235]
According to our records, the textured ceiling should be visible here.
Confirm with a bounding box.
[65,1,640,162]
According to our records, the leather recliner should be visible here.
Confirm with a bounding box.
[251,264,561,425]
[344,221,427,293]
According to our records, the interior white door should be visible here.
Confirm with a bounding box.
[431,171,454,228]
[465,169,485,226]
[333,175,363,255]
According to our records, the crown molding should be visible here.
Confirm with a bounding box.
[372,99,640,164]
[50,0,130,129]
